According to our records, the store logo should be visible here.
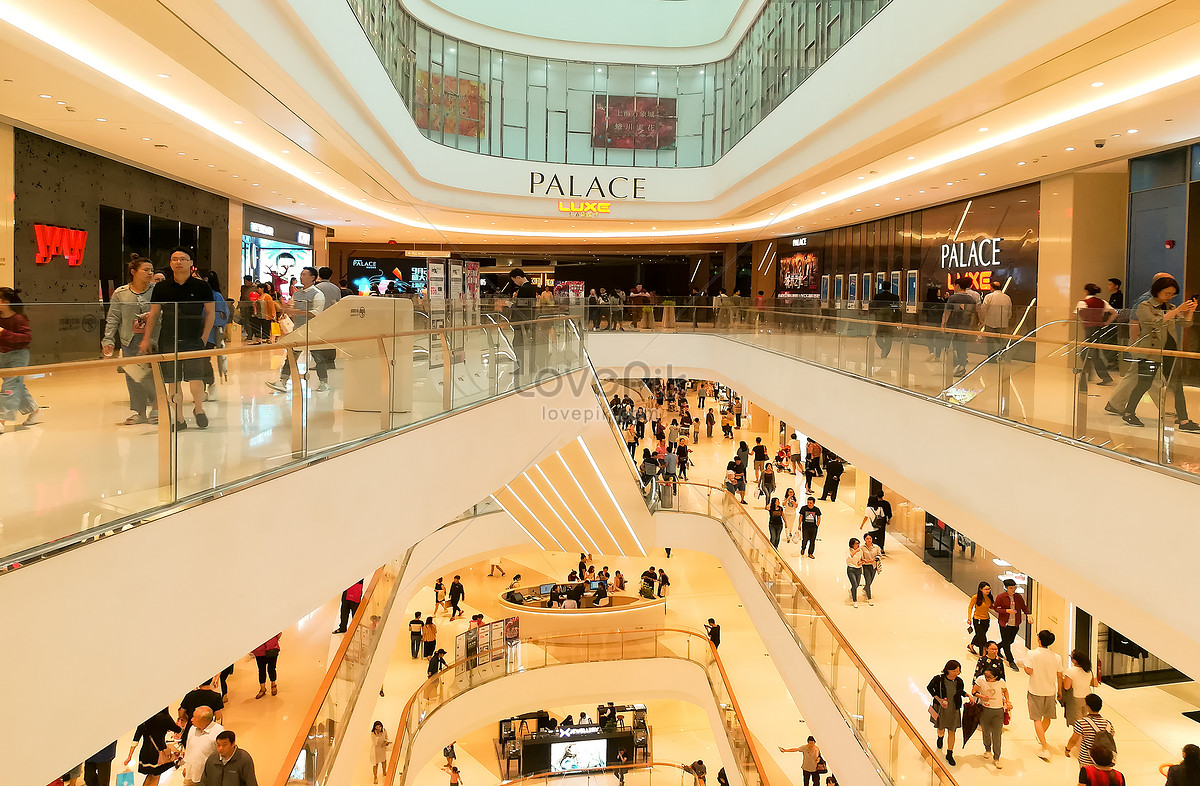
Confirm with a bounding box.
[558,201,612,216]
[249,221,275,236]
[791,237,808,246]
[34,224,88,266]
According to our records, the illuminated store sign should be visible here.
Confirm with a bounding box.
[34,224,88,266]
[530,172,646,200]
[791,237,808,246]
[558,201,612,216]
[940,237,1004,290]
[249,221,275,237]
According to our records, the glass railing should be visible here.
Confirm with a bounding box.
[0,300,584,571]
[668,482,957,786]
[380,629,767,786]
[493,761,707,786]
[348,0,891,167]
[591,302,1200,480]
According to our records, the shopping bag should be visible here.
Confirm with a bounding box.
[116,772,135,786]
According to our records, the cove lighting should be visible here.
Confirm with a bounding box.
[489,495,543,548]
[536,465,603,554]
[523,471,589,552]
[14,0,1200,243]
[577,437,645,556]
[504,482,566,550]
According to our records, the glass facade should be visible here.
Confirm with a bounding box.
[348,0,891,166]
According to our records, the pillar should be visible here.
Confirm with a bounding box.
[750,238,778,300]
[227,200,243,291]
[721,243,737,295]
[312,225,329,274]
[0,123,13,289]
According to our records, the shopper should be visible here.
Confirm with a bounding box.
[434,577,448,615]
[249,633,282,699]
[334,580,365,633]
[0,287,40,432]
[408,613,425,659]
[448,575,466,620]
[688,759,707,785]
[1078,744,1124,786]
[870,283,902,358]
[198,730,257,786]
[819,457,843,502]
[102,256,158,424]
[657,568,671,598]
[971,665,1011,769]
[966,582,993,656]
[202,271,230,399]
[859,533,881,605]
[942,277,978,375]
[1121,276,1199,430]
[427,648,448,678]
[141,249,216,428]
[371,721,390,784]
[1024,629,1064,761]
[180,707,222,786]
[1103,277,1125,370]
[973,641,1007,682]
[782,488,799,543]
[778,737,822,786]
[978,278,1013,357]
[752,437,768,482]
[1075,283,1116,385]
[736,440,751,477]
[992,578,1028,668]
[1063,649,1098,727]
[846,538,863,608]
[927,660,966,766]
[799,497,822,558]
[860,494,888,554]
[422,616,438,657]
[267,266,329,393]
[124,708,181,786]
[767,498,784,548]
[1066,694,1116,767]
[726,456,747,503]
[1164,744,1200,786]
[759,462,777,506]
[704,618,721,649]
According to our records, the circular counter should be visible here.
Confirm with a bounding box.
[498,584,666,636]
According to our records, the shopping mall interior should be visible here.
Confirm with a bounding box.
[3,0,1200,785]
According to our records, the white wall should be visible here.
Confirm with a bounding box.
[587,332,1200,681]
[0,372,603,786]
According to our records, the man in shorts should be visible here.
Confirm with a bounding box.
[1023,629,1063,761]
[141,247,215,429]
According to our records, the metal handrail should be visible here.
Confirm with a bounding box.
[666,482,959,786]
[381,628,769,786]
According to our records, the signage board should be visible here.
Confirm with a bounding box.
[592,96,677,150]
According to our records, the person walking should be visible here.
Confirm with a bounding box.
[1121,276,1199,430]
[819,457,843,502]
[197,730,257,786]
[266,267,330,394]
[704,618,721,649]
[978,278,1013,357]
[860,495,889,554]
[688,759,707,785]
[1077,744,1124,786]
[1066,693,1116,768]
[1163,744,1200,786]
[334,580,364,633]
[869,283,902,358]
[252,633,282,699]
[973,641,1007,682]
[767,498,784,549]
[409,613,425,659]
[927,660,966,766]
[1024,629,1065,761]
[202,271,230,399]
[782,488,799,543]
[434,577,448,616]
[752,437,768,482]
[859,533,881,605]
[846,538,863,608]
[371,721,390,784]
[779,737,822,786]
[124,708,181,786]
[180,707,223,786]
[141,248,216,429]
[427,648,448,678]
[1063,649,1098,728]
[799,497,822,558]
[759,462,777,506]
[102,256,158,424]
[1076,283,1116,385]
[624,422,638,458]
[422,616,438,657]
[971,665,1011,769]
[448,575,466,620]
[0,287,40,432]
[966,582,993,656]
[942,277,978,376]
[992,578,1028,668]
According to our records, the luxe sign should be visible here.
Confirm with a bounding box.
[34,224,88,266]
[558,201,612,216]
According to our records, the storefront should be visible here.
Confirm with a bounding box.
[777,183,1041,324]
[241,206,315,300]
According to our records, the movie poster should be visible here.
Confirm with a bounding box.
[777,250,821,298]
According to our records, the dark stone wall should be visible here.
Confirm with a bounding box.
[12,129,229,361]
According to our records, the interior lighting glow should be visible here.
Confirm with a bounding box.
[489,494,544,548]
[38,93,51,98]
[535,465,602,554]
[14,0,1200,243]
[523,470,590,552]
[156,73,170,78]
[1127,128,1139,133]
[906,156,915,160]
[1065,147,1075,151]
[978,127,988,132]
[577,437,645,556]
[556,452,625,557]
[95,117,107,122]
[504,482,566,550]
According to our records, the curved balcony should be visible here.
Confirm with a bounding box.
[348,0,891,167]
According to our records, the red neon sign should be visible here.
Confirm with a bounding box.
[34,224,88,266]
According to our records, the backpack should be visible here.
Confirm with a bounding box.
[1082,765,1124,786]
[443,745,455,758]
[1083,716,1117,754]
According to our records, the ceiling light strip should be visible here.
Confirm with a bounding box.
[522,471,589,554]
[489,494,546,549]
[556,452,627,559]
[504,482,566,551]
[534,465,605,556]
[576,436,646,557]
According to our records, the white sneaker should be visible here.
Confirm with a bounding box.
[867,598,874,606]
[205,383,218,401]
[266,381,289,393]
[994,759,1003,769]
[316,382,331,392]
[22,408,41,426]
[852,600,858,608]
[1038,748,1051,762]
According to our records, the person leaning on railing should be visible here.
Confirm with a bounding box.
[1120,276,1199,431]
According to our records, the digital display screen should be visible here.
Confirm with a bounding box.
[538,583,555,595]
[550,739,607,772]
[588,581,603,590]
[347,257,429,296]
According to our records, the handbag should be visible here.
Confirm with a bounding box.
[149,735,176,766]
[815,756,828,774]
[928,702,940,725]
[278,314,295,335]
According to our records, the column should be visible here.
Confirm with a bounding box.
[750,238,777,300]
[721,243,737,294]
[227,200,243,291]
[0,123,13,289]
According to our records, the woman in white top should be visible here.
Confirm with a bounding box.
[1062,649,1098,727]
[970,666,1011,768]
[371,720,391,783]
[782,488,799,543]
[858,533,882,606]
[846,538,864,608]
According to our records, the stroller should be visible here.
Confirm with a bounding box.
[774,446,793,474]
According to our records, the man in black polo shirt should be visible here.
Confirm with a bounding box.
[141,248,215,429]
[507,269,539,379]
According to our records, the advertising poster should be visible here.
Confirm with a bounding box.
[891,270,903,301]
[847,274,857,305]
[834,275,843,305]
[427,260,447,368]
[820,275,830,306]
[777,249,821,298]
[862,272,874,309]
[347,257,426,296]
[414,71,486,139]
[876,270,887,293]
[464,260,480,305]
[592,96,677,150]
[906,269,919,313]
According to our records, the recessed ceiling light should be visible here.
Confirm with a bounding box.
[906,156,915,160]
[1127,128,1138,134]
[856,208,862,212]
[650,70,656,75]
[894,197,901,201]
[918,190,926,193]
[447,48,455,53]
[140,137,151,141]
[38,93,51,98]
[1017,161,1026,166]
[156,73,170,79]
[1065,146,1075,151]
[874,203,880,207]
[232,174,239,178]
[978,127,988,132]
[96,117,107,122]
[55,100,65,105]
[251,183,259,186]
[857,176,865,180]
[820,191,826,195]
[1111,133,1121,138]
[946,182,954,186]
[1091,81,1104,88]
[233,120,244,124]
[207,163,215,167]
[281,149,290,154]
[177,151,185,155]
[978,172,987,176]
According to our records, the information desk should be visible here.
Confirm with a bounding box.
[519,726,637,776]
[497,584,666,637]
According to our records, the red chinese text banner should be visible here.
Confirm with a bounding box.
[592,96,677,150]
